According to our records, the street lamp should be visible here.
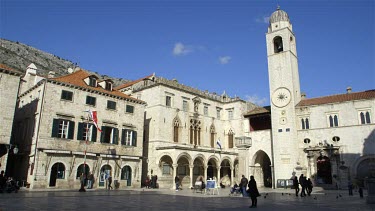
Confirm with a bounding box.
[6,144,18,154]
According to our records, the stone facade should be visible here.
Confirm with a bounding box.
[0,65,21,173]
[8,65,146,189]
[117,76,256,188]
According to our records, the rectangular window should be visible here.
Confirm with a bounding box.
[121,129,137,146]
[217,109,221,119]
[86,96,96,106]
[162,164,171,175]
[89,77,97,87]
[105,82,112,91]
[61,90,73,101]
[100,126,119,144]
[183,100,188,111]
[126,105,134,113]
[51,119,75,139]
[228,110,233,120]
[107,100,116,110]
[77,123,97,142]
[166,96,172,107]
[204,106,208,116]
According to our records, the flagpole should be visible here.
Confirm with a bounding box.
[79,112,89,192]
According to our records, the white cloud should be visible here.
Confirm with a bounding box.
[245,94,267,106]
[219,56,231,64]
[255,16,270,24]
[173,42,192,56]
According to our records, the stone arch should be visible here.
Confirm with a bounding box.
[49,162,66,187]
[176,152,192,187]
[352,155,375,187]
[176,152,193,165]
[98,164,113,187]
[220,157,232,186]
[159,154,173,176]
[120,165,132,186]
[192,155,205,183]
[76,163,91,179]
[207,155,220,180]
[250,150,272,188]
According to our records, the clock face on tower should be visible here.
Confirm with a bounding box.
[272,87,291,108]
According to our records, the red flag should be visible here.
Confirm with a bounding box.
[88,110,102,132]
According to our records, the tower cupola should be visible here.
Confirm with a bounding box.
[268,6,293,33]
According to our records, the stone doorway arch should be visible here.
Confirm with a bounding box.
[250,150,272,188]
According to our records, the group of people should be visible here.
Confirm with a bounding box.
[231,175,260,208]
[79,172,95,191]
[145,175,158,189]
[293,174,313,197]
[0,170,19,193]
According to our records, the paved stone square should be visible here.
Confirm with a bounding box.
[0,188,374,211]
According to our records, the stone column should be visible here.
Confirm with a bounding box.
[173,164,178,190]
[189,165,194,188]
[204,165,208,182]
[217,167,221,187]
[230,166,234,186]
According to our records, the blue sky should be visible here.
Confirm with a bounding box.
[1,0,374,106]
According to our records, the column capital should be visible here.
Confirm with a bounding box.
[172,164,178,168]
[189,165,194,169]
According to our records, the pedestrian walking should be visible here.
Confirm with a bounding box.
[348,181,353,196]
[299,174,306,197]
[240,175,249,197]
[307,178,313,196]
[358,187,363,198]
[175,175,180,191]
[247,175,260,208]
[87,172,93,189]
[293,176,299,196]
[108,175,113,190]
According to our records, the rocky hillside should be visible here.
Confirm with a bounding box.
[0,38,130,86]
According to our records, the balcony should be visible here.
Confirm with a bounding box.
[235,136,252,148]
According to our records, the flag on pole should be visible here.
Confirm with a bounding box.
[216,139,222,150]
[86,110,102,132]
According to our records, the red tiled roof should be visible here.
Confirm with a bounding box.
[0,64,23,75]
[297,90,375,106]
[244,106,271,116]
[114,74,154,90]
[50,70,145,104]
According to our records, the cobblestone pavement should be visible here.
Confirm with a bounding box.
[0,187,374,211]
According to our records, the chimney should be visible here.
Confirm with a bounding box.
[301,92,306,99]
[346,87,352,93]
[48,71,55,78]
[26,63,37,75]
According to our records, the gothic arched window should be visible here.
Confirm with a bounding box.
[173,118,180,143]
[210,125,215,148]
[228,129,234,148]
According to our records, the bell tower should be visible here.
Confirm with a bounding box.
[266,7,302,181]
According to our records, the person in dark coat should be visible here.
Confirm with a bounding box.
[175,175,180,191]
[240,175,249,197]
[299,174,306,197]
[247,175,260,208]
[293,176,299,196]
[307,178,313,196]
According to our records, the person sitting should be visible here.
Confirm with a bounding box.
[230,182,240,195]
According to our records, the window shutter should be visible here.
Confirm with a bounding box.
[113,128,119,144]
[91,124,97,142]
[68,121,75,139]
[100,126,105,143]
[132,130,137,146]
[52,119,60,137]
[121,129,125,145]
[77,123,83,140]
